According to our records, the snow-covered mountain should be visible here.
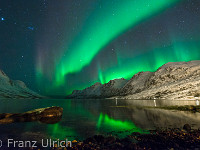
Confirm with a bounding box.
[0,70,43,99]
[70,78,128,98]
[69,61,200,100]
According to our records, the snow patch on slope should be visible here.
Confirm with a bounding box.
[0,70,43,99]
[69,61,200,100]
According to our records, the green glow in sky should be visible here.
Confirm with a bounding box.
[55,0,180,86]
[100,40,200,83]
[34,0,200,96]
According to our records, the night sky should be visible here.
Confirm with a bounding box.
[0,0,200,96]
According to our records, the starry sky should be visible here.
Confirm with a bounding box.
[0,0,200,96]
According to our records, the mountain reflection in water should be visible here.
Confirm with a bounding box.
[0,99,199,141]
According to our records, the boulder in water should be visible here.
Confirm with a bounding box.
[0,106,63,124]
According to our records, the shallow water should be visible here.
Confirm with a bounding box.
[0,99,200,141]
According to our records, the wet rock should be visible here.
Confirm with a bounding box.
[93,135,105,144]
[183,124,191,132]
[126,143,137,149]
[69,129,200,150]
[188,106,197,112]
[39,107,63,124]
[0,106,63,124]
[104,136,116,145]
[131,132,141,136]
[84,137,96,144]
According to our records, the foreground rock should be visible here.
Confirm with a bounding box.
[0,70,43,99]
[0,106,63,124]
[69,61,200,100]
[2,128,199,150]
[63,129,200,149]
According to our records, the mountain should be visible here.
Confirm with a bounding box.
[69,60,200,100]
[0,70,43,99]
[70,78,128,98]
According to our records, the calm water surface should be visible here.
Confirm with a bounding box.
[0,99,200,141]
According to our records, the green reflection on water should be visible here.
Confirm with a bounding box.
[97,113,148,137]
[47,123,79,140]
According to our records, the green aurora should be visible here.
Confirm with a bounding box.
[101,40,200,83]
[35,0,200,95]
[55,0,181,85]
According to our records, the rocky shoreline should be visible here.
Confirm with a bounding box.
[1,127,199,150]
[47,127,200,150]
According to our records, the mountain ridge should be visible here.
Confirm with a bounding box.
[68,60,200,100]
[0,70,43,99]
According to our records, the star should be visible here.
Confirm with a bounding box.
[1,17,4,21]
[27,26,34,30]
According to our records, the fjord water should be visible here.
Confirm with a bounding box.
[0,99,200,141]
